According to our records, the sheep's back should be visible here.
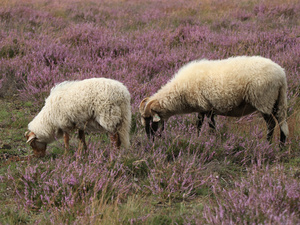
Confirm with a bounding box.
[163,56,286,113]
[46,78,130,129]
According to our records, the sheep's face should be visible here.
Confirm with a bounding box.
[25,131,47,157]
[139,98,162,139]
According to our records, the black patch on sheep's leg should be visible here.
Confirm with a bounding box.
[271,102,287,146]
[158,120,165,138]
[161,120,165,132]
[78,129,87,151]
[279,130,286,146]
[207,111,216,130]
[262,114,276,143]
[197,113,205,135]
[197,112,216,135]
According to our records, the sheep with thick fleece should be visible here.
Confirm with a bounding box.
[139,56,289,145]
[25,78,131,157]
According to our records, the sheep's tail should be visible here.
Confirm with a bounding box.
[118,102,132,149]
[274,81,289,142]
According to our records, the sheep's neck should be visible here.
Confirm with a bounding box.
[156,91,194,118]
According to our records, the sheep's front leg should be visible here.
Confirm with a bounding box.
[110,133,121,148]
[197,113,205,135]
[161,121,165,132]
[197,112,216,135]
[78,129,87,151]
[63,132,70,152]
[158,120,165,138]
[207,111,216,130]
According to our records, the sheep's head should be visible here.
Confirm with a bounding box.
[25,131,47,157]
[139,98,163,139]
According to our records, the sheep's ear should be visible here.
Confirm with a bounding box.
[25,131,36,144]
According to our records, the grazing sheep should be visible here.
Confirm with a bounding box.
[25,78,131,157]
[139,56,289,145]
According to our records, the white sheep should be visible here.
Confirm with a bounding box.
[25,77,131,157]
[139,56,289,145]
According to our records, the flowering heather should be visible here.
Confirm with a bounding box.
[1,0,300,224]
[203,165,300,224]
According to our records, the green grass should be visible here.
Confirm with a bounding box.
[0,107,10,127]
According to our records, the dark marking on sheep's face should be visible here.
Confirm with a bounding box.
[139,97,164,139]
[30,141,47,157]
[25,131,47,157]
[143,117,160,140]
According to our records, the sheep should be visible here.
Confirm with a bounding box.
[25,77,131,157]
[139,56,289,145]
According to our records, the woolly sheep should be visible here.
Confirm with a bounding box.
[25,78,131,157]
[139,56,289,145]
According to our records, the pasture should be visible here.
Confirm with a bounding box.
[0,0,299,224]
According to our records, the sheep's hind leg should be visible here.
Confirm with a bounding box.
[279,130,287,145]
[78,129,87,151]
[197,113,205,135]
[272,104,288,145]
[262,114,276,143]
[110,133,121,148]
[207,111,216,130]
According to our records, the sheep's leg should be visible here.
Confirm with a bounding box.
[262,114,276,143]
[78,129,87,151]
[110,133,121,148]
[273,115,287,145]
[279,129,287,145]
[197,113,205,135]
[272,104,288,146]
[161,121,165,132]
[63,132,70,152]
[158,120,165,138]
[207,111,216,130]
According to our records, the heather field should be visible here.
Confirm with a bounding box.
[0,0,300,224]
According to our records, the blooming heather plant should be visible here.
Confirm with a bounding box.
[1,0,300,224]
[8,143,133,211]
[203,165,300,224]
